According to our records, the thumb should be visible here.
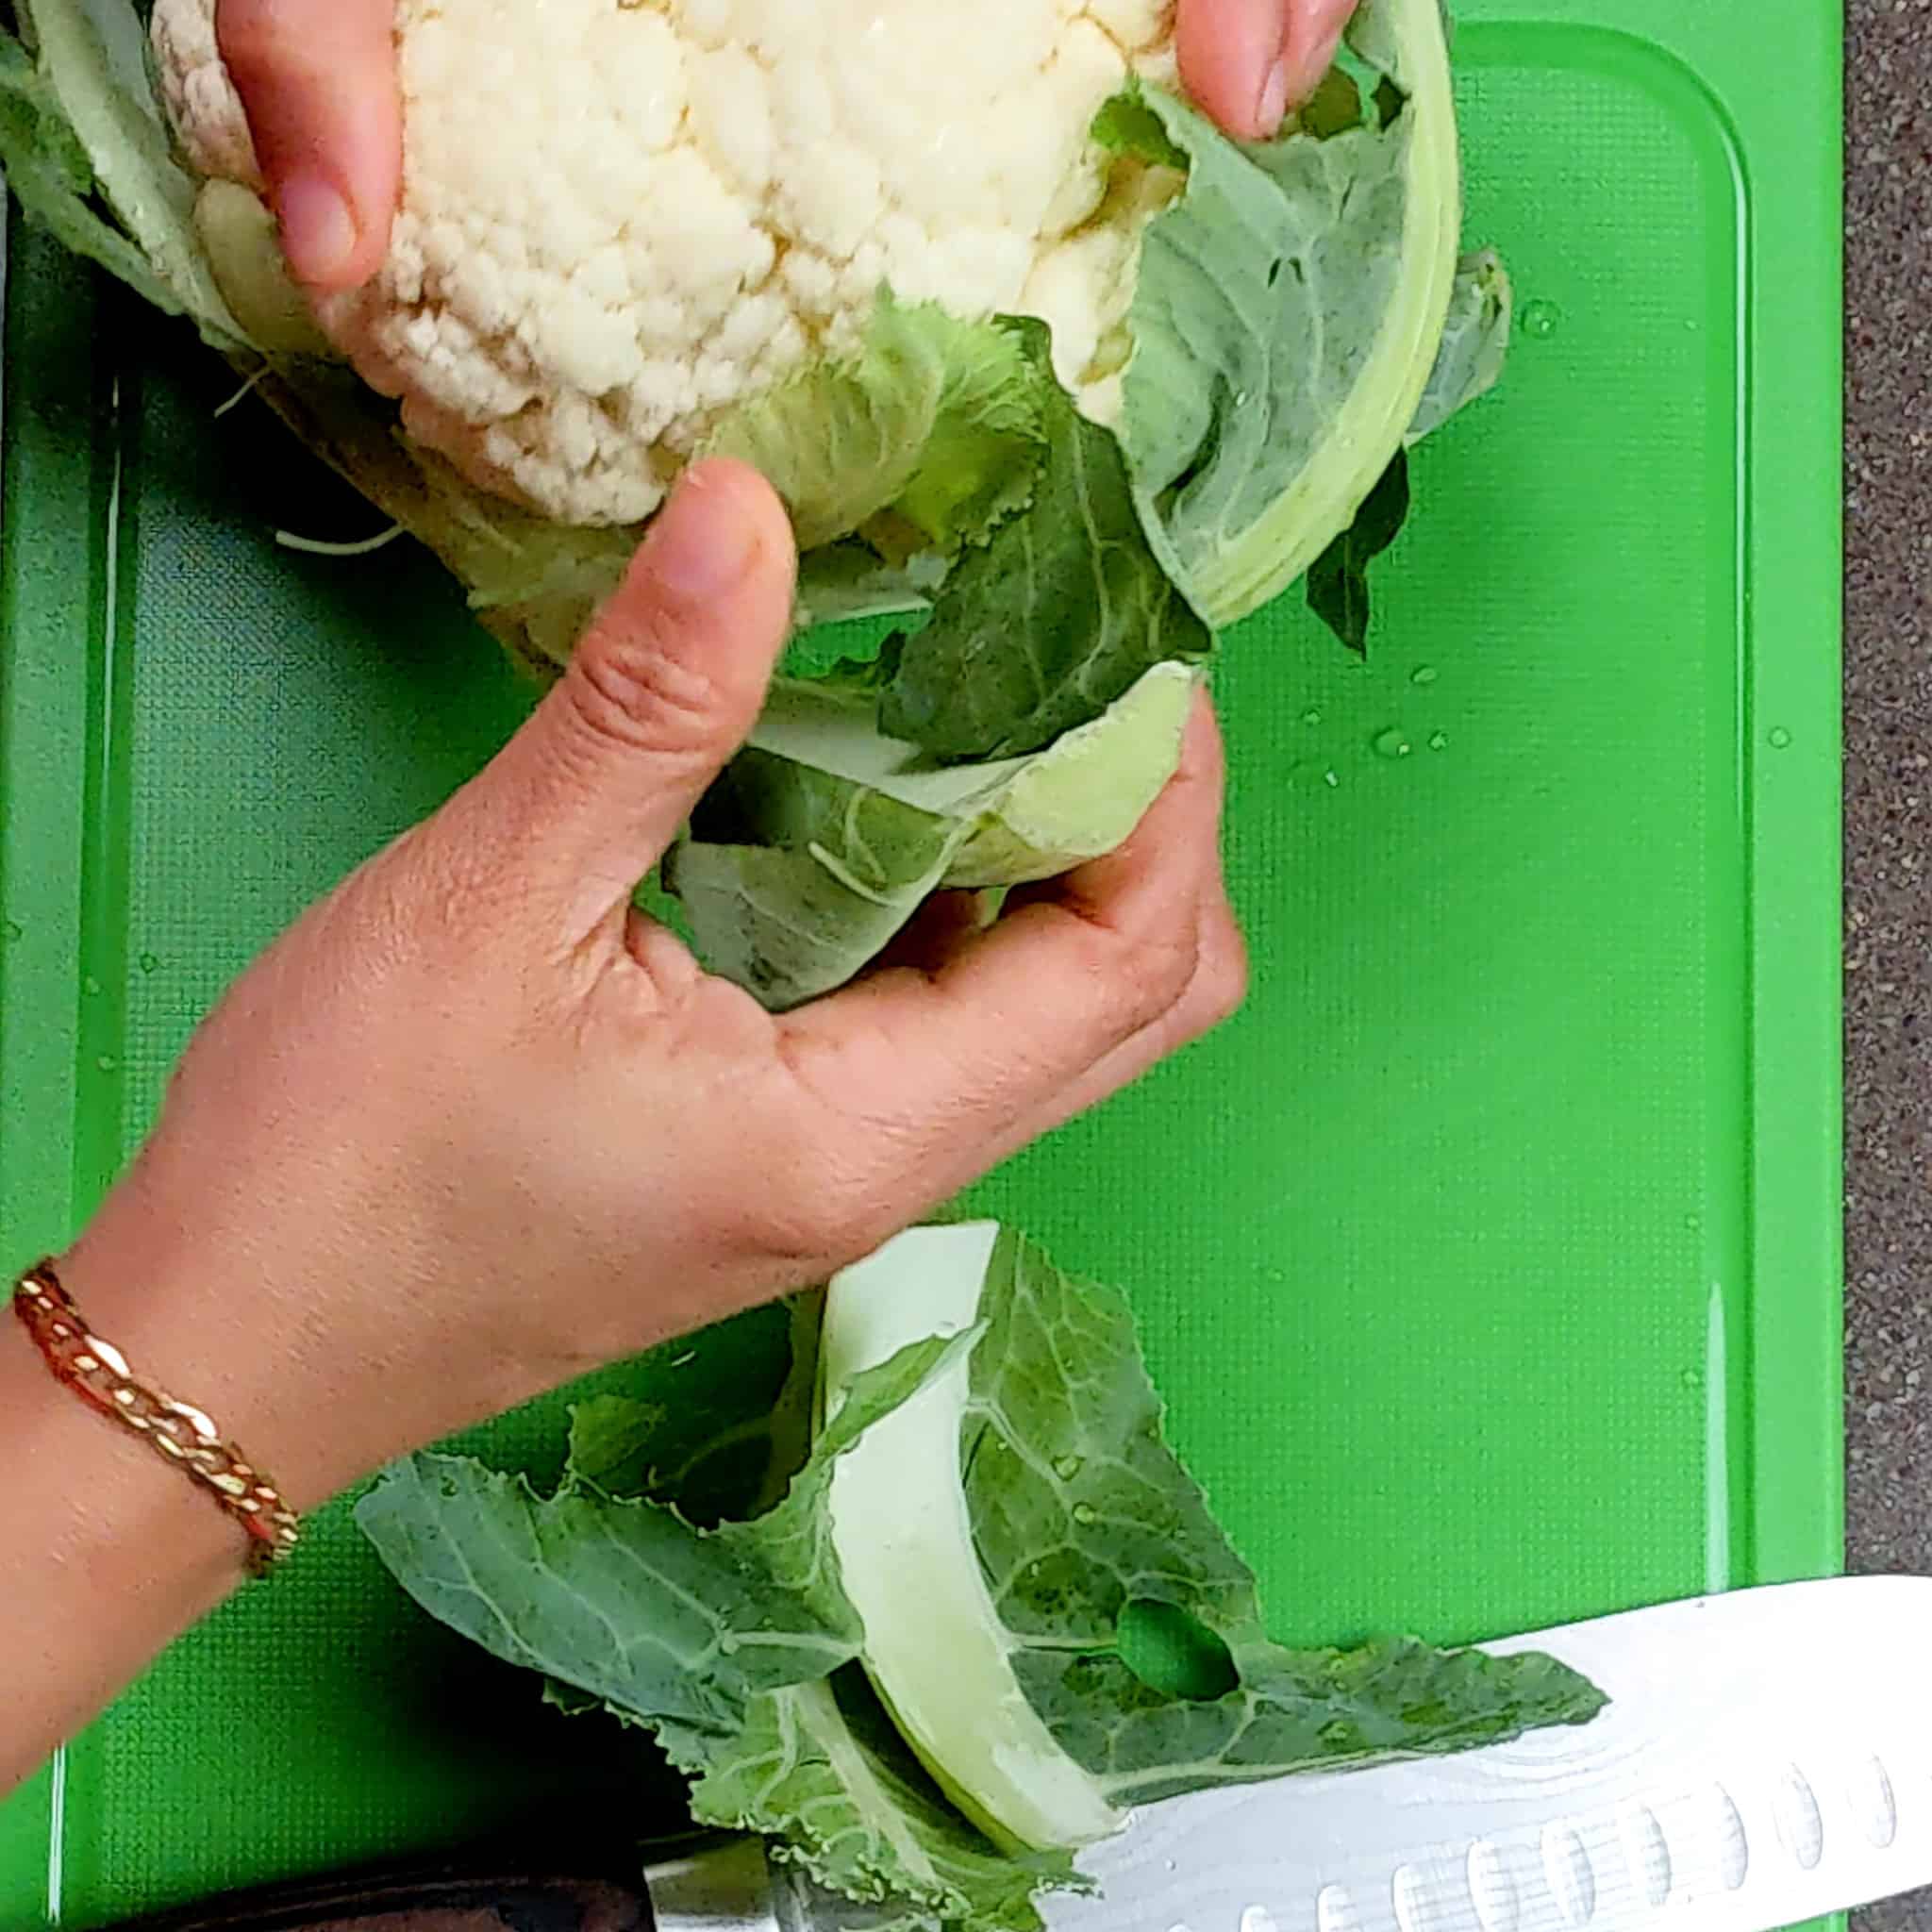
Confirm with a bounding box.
[457,459,798,944]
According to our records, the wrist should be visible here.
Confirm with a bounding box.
[56,1191,389,1517]
[0,1275,242,1786]
[2,1276,237,1574]
[55,1164,547,1517]
[15,1261,302,1569]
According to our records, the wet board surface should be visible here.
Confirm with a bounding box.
[0,5,1842,1927]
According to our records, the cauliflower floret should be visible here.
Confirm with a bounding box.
[152,0,1179,528]
[151,0,261,192]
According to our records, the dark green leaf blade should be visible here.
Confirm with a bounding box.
[355,1454,860,1731]
[1021,1637,1607,1808]
[880,320,1213,762]
[1305,449,1411,656]
[946,1226,1607,1807]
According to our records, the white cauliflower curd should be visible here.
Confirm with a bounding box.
[153,0,1183,527]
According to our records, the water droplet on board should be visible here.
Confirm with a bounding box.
[1054,1456,1083,1483]
[1373,727,1413,760]
[94,1055,118,1074]
[1410,665,1438,687]
[1681,1368,1704,1391]
[1769,725,1793,750]
[1,921,22,943]
[83,974,102,996]
[1427,730,1450,752]
[1073,1503,1099,1527]
[1521,298,1562,340]
[138,952,160,975]
[1302,708,1324,726]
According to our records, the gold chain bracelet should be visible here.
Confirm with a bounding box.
[11,1262,300,1576]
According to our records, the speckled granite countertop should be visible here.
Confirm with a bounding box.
[1846,0,1929,1925]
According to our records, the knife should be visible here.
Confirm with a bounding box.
[94,1578,1932,1932]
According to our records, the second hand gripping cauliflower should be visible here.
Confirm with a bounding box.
[3,0,1507,1008]
[157,0,1183,529]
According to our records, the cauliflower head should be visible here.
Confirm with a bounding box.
[3,0,1489,1008]
[153,0,1182,528]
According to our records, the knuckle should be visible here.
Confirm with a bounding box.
[564,625,731,768]
[362,824,463,937]
[323,846,443,986]
[1038,902,1196,1047]
[758,1155,898,1275]
[745,1062,923,1271]
[1040,935,1158,1053]
[1195,946,1250,1035]
[336,824,524,1005]
[1112,918,1202,1035]
[1192,908,1251,1031]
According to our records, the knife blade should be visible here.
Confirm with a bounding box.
[1027,1574,1932,1932]
[89,1579,1932,1932]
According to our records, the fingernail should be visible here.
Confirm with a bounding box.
[643,465,762,602]
[1256,53,1294,136]
[276,173,360,284]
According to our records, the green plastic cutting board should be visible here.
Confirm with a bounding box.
[0,3,1842,1926]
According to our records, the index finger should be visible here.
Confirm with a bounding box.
[780,694,1235,1163]
[218,0,401,288]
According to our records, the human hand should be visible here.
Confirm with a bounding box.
[58,458,1245,1519]
[1,458,1241,1789]
[215,0,1358,290]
